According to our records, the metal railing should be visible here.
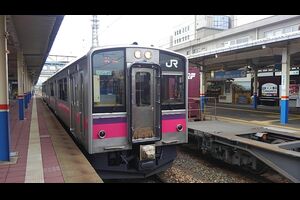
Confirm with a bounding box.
[188,97,217,121]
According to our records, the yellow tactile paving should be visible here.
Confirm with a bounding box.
[25,98,44,183]
[40,99,103,183]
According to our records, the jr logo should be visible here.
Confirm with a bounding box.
[165,59,178,68]
[188,73,196,80]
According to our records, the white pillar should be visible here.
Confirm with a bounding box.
[17,49,25,120]
[253,68,258,109]
[24,64,28,108]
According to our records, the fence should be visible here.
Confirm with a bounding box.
[188,97,217,121]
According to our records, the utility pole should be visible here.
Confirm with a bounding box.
[91,15,99,48]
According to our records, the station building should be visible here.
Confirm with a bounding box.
[169,15,300,110]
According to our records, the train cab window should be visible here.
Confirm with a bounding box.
[161,74,185,109]
[135,72,151,106]
[92,49,125,113]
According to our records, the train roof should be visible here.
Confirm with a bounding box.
[43,44,187,85]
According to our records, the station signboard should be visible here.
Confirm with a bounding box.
[214,69,247,79]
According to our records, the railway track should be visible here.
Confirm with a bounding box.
[102,175,165,183]
[100,144,290,183]
[177,144,291,183]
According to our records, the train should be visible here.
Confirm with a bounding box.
[42,44,188,179]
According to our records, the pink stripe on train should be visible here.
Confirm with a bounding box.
[93,122,128,139]
[162,119,186,134]
[93,117,186,139]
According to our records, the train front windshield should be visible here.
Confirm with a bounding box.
[92,49,126,113]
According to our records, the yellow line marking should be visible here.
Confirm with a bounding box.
[217,116,300,134]
[216,106,300,117]
[25,97,44,183]
[41,98,103,183]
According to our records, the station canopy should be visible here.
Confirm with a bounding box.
[6,15,64,84]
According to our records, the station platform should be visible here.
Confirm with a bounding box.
[215,102,300,114]
[0,97,103,183]
[202,102,300,132]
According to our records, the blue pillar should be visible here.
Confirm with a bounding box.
[280,97,289,124]
[27,92,30,105]
[200,94,205,112]
[18,95,24,120]
[253,93,257,109]
[0,106,10,161]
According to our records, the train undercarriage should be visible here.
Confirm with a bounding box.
[188,121,300,183]
[86,145,177,179]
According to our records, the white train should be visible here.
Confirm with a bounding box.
[42,45,188,179]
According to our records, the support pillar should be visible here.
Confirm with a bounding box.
[24,65,28,109]
[253,68,258,109]
[17,50,24,120]
[27,76,31,103]
[200,66,205,112]
[280,47,290,124]
[0,16,10,161]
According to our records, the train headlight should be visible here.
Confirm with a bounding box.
[176,124,183,132]
[144,51,152,59]
[134,50,142,59]
[98,130,106,139]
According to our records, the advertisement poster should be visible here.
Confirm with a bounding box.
[289,84,300,99]
[261,83,277,97]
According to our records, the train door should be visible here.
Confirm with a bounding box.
[54,80,58,113]
[130,64,161,143]
[79,72,84,140]
[70,74,76,133]
[70,71,84,139]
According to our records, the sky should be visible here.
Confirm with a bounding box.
[49,15,273,57]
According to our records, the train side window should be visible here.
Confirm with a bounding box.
[59,79,64,100]
[50,83,54,96]
[63,78,68,101]
[58,78,68,101]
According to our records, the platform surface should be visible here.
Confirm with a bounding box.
[0,96,103,183]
